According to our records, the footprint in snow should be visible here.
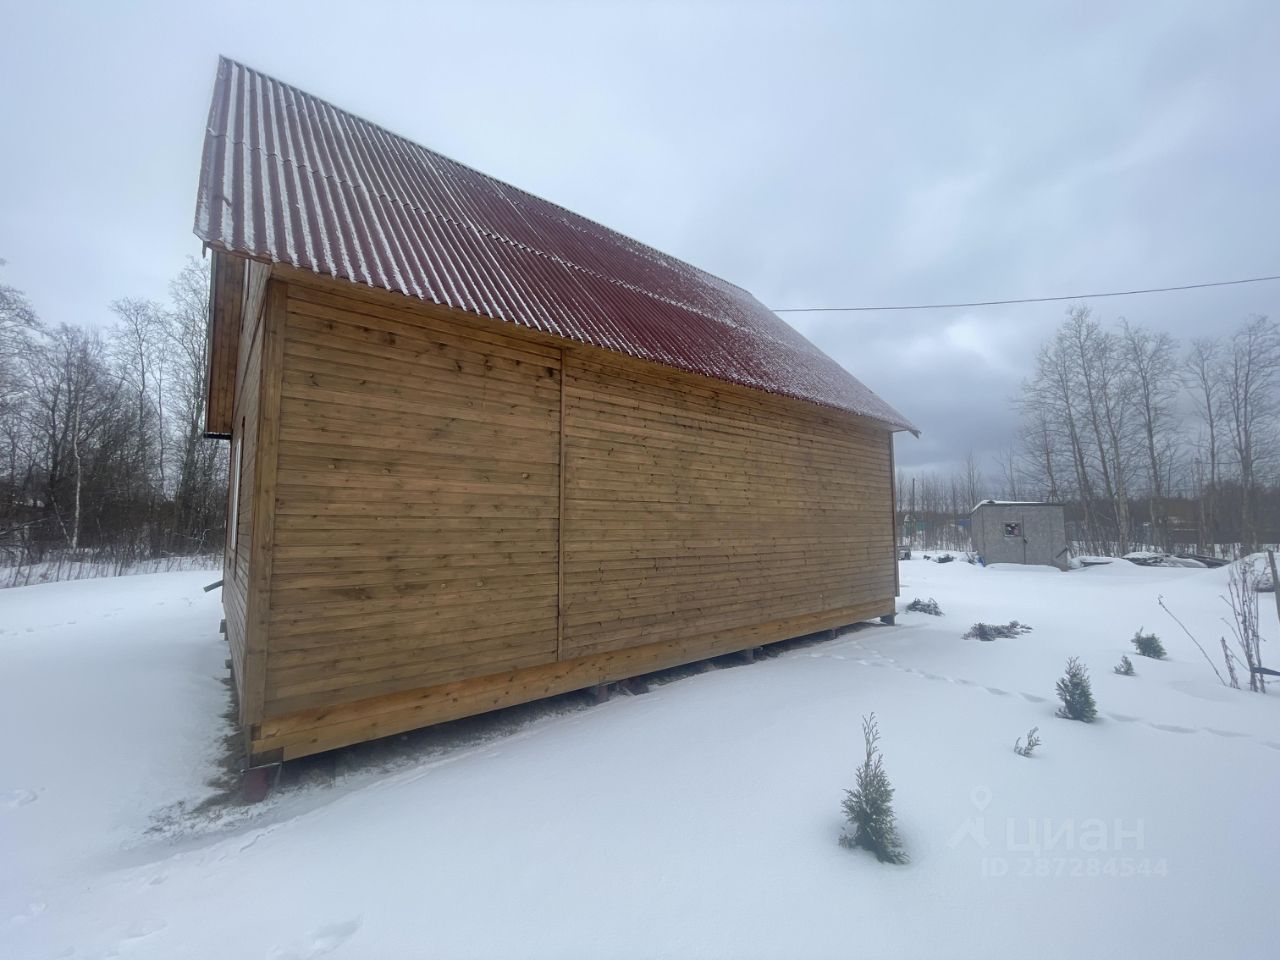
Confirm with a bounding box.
[120,918,167,942]
[983,686,1010,696]
[1204,728,1248,739]
[269,918,363,960]
[1148,722,1196,734]
[2,788,38,808]
[1018,693,1048,703]
[8,901,46,927]
[1106,713,1139,722]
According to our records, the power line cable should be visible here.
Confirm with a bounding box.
[770,273,1280,313]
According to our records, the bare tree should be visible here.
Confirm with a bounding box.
[111,296,169,551]
[1221,316,1280,552]
[0,258,227,572]
[1185,337,1223,551]
[0,274,41,441]
[1028,309,1108,550]
[1011,304,1280,558]
[26,326,121,550]
[165,257,226,553]
[1063,310,1138,552]
[993,444,1021,500]
[1120,320,1178,551]
[963,450,983,510]
[0,270,43,543]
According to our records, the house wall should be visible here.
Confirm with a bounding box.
[262,280,563,720]
[240,271,897,763]
[221,257,271,718]
[561,351,895,660]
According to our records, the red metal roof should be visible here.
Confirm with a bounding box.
[194,57,914,432]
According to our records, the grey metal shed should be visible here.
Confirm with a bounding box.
[971,500,1069,570]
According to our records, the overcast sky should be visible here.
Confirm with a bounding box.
[3,0,1278,472]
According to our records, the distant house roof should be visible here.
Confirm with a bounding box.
[971,500,1062,513]
[193,57,915,432]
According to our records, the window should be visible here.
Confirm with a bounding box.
[1003,521,1022,538]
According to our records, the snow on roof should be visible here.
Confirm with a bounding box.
[970,499,1062,513]
[193,57,916,432]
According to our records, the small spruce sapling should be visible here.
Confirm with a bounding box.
[1131,629,1166,660]
[1055,656,1098,722]
[1013,726,1041,757]
[840,714,907,863]
[1114,655,1135,676]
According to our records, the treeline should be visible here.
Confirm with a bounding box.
[0,258,227,568]
[898,306,1280,556]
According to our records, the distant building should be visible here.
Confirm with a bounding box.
[970,501,1069,570]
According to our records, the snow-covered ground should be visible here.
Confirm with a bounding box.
[3,560,1278,959]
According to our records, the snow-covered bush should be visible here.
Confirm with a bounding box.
[964,620,1032,641]
[1131,629,1166,660]
[1013,726,1041,757]
[906,597,943,616]
[840,714,907,864]
[1113,655,1135,676]
[1055,657,1097,722]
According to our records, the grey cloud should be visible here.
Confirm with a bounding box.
[1,0,1276,473]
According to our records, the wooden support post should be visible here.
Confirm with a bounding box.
[587,683,611,705]
[617,677,650,696]
[242,762,280,803]
[739,646,756,663]
[880,613,897,625]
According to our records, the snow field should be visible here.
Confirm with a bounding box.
[2,560,1278,959]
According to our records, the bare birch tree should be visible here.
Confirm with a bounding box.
[1221,315,1280,552]
[1120,320,1178,551]
[1185,337,1223,552]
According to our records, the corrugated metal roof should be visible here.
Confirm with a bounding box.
[194,57,915,432]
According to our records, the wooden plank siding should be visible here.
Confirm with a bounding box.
[560,353,894,660]
[220,261,269,717]
[204,251,244,437]
[231,270,897,763]
[261,282,564,721]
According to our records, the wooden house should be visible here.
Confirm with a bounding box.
[195,58,916,767]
